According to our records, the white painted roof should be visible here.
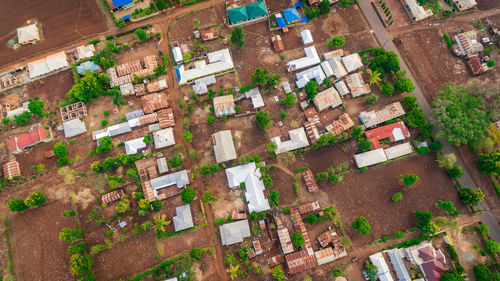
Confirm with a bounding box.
[124,137,147,155]
[287,46,321,72]
[369,252,394,281]
[28,51,68,78]
[225,162,270,213]
[271,127,309,154]
[341,53,363,73]
[219,219,251,246]
[384,142,414,160]
[176,49,234,85]
[213,130,237,163]
[354,148,388,168]
[301,29,314,45]
[17,24,39,43]
[153,127,175,149]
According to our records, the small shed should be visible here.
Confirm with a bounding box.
[301,30,314,45]
[3,161,20,180]
[271,35,285,52]
[101,189,123,204]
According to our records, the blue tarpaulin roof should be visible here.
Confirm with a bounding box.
[112,0,133,8]
[121,14,130,21]
[294,2,303,8]
[283,8,300,24]
[276,16,286,28]
[301,16,309,22]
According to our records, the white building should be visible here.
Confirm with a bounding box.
[341,53,363,73]
[219,220,251,246]
[17,24,39,44]
[124,137,147,155]
[354,148,388,168]
[301,29,314,45]
[271,127,309,154]
[225,162,270,213]
[405,0,433,21]
[175,49,234,85]
[212,130,237,163]
[27,51,69,78]
[369,252,395,281]
[287,46,321,72]
[295,65,326,89]
[153,127,176,149]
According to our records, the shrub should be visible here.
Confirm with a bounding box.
[168,153,184,168]
[269,190,280,207]
[381,82,394,97]
[351,125,365,138]
[62,210,77,217]
[190,248,203,261]
[438,200,460,217]
[230,26,245,48]
[249,211,258,221]
[151,200,163,212]
[473,263,493,281]
[67,242,87,254]
[487,60,495,67]
[283,207,290,214]
[358,138,372,151]
[25,191,47,207]
[447,166,463,179]
[351,216,371,235]
[135,28,148,42]
[365,93,379,105]
[443,33,453,48]
[59,228,84,243]
[332,267,344,277]
[206,116,215,124]
[429,141,442,152]
[70,254,93,276]
[459,188,484,206]
[486,240,500,253]
[272,266,285,281]
[181,187,196,203]
[292,231,305,247]
[225,253,236,265]
[90,244,107,255]
[305,214,319,224]
[403,174,419,186]
[8,198,29,212]
[255,110,271,130]
[392,192,403,202]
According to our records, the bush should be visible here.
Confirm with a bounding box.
[249,211,258,221]
[438,200,460,217]
[225,253,236,265]
[190,248,203,261]
[25,191,47,207]
[90,244,107,255]
[305,214,319,224]
[255,110,271,130]
[487,60,495,67]
[230,26,245,48]
[365,93,379,105]
[181,187,196,203]
[70,254,93,276]
[8,198,29,212]
[381,82,394,97]
[459,188,484,206]
[447,166,463,179]
[151,200,163,212]
[429,141,442,152]
[403,174,419,186]
[326,35,345,48]
[135,28,148,42]
[168,153,184,168]
[486,239,500,253]
[96,136,114,154]
[473,263,493,281]
[68,242,87,254]
[331,267,344,277]
[269,190,280,207]
[351,216,371,235]
[443,33,453,48]
[283,207,290,214]
[272,266,285,281]
[62,210,77,217]
[351,125,365,139]
[292,231,305,247]
[358,138,372,151]
[392,192,403,202]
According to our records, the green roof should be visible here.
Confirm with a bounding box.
[227,1,268,24]
[227,6,248,24]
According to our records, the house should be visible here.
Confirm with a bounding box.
[6,102,29,120]
[175,49,234,85]
[226,1,268,26]
[287,46,321,72]
[283,7,300,24]
[63,118,87,138]
[107,68,132,87]
[120,83,135,96]
[173,204,194,232]
[369,252,395,281]
[76,45,96,60]
[453,31,483,57]
[76,61,100,74]
[271,35,285,52]
[172,47,183,64]
[359,102,405,128]
[17,24,40,44]
[334,79,349,96]
[289,207,313,250]
[219,219,251,246]
[271,127,309,154]
[304,107,320,124]
[28,52,69,78]
[60,101,87,122]
[320,61,335,78]
[3,161,21,180]
[315,247,347,266]
[143,55,158,70]
[101,189,123,204]
[404,0,433,21]
[468,56,486,75]
[117,60,142,76]
[295,65,326,89]
[157,156,169,174]
[244,88,265,109]
[354,148,388,168]
[283,81,292,94]
[212,130,237,163]
[9,125,53,154]
[213,95,236,116]
[341,53,363,73]
[324,49,344,61]
[346,72,370,97]
[124,138,147,155]
[107,0,134,10]
[141,93,169,114]
[92,122,132,140]
[225,162,270,213]
[313,87,342,112]
[153,128,175,149]
[387,249,412,281]
[452,0,477,11]
[301,168,319,192]
[134,84,146,96]
[0,103,11,118]
[328,59,348,78]
[384,142,414,160]
[146,79,168,93]
[303,120,321,143]
[157,108,175,128]
[253,240,262,255]
[274,215,294,254]
[200,27,219,41]
[301,30,314,45]
[285,249,318,274]
[365,121,410,149]
[193,75,216,95]
[404,242,446,281]
[149,170,191,200]
[231,209,247,220]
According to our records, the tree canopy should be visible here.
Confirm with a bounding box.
[230,27,245,48]
[305,80,319,99]
[70,254,93,276]
[459,188,484,206]
[255,110,271,130]
[28,99,45,115]
[251,68,280,87]
[292,231,305,247]
[432,83,491,146]
[351,216,371,235]
[181,187,196,204]
[96,137,114,154]
[67,72,110,103]
[477,150,499,176]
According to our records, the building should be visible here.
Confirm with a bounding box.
[271,35,285,52]
[387,249,412,281]
[384,142,414,160]
[76,45,96,60]
[76,61,100,75]
[295,65,326,89]
[404,242,446,281]
[334,80,349,96]
[244,88,265,109]
[148,170,191,200]
[283,7,300,24]
[369,252,395,281]
[192,75,216,95]
[274,215,294,254]
[303,120,321,143]
[212,130,237,163]
[301,30,314,45]
[324,49,344,60]
[359,102,405,128]
[452,0,477,11]
[175,49,234,85]
[219,219,251,246]
[453,31,483,57]
[346,72,371,97]
[313,87,342,112]
[354,148,388,168]
[225,162,270,213]
[119,83,135,96]
[285,249,318,274]
[17,24,40,45]
[226,1,268,27]
[107,68,132,87]
[92,122,132,140]
[404,0,433,21]
[117,59,142,76]
[28,52,69,78]
[157,108,175,128]
[3,161,21,180]
[341,53,363,73]
[101,189,123,204]
[6,102,29,120]
[468,56,486,75]
[315,247,347,266]
[63,118,87,138]
[141,93,169,114]
[328,59,348,79]
[301,168,319,192]
[287,46,321,72]
[365,121,410,149]
[146,79,168,93]
[9,125,53,154]
[124,138,147,155]
[172,47,183,64]
[60,102,87,122]
[271,127,309,154]
[173,204,194,232]
[320,61,334,78]
[213,95,236,116]
[107,0,134,10]
[153,128,175,149]
[199,27,219,41]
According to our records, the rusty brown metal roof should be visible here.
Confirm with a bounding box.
[285,249,318,274]
[301,168,319,193]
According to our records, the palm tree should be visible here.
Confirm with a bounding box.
[152,214,170,234]
[226,264,240,280]
[368,69,382,86]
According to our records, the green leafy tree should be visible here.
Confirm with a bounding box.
[272,266,285,281]
[255,110,271,130]
[135,28,148,42]
[365,262,379,281]
[156,0,167,10]
[28,99,45,115]
[14,111,32,125]
[365,93,379,105]
[305,80,319,99]
[25,191,47,207]
[77,272,95,281]
[225,252,236,265]
[438,200,460,217]
[267,142,277,154]
[269,190,280,207]
[53,142,68,158]
[70,254,93,276]
[473,263,493,281]
[392,192,403,202]
[143,135,153,144]
[447,166,463,179]
[326,35,345,48]
[281,93,296,106]
[59,228,84,243]
[459,188,484,206]
[358,138,372,151]
[249,211,258,221]
[477,150,499,176]
[292,231,305,247]
[441,270,462,281]
[8,198,29,212]
[2,117,11,125]
[486,240,500,253]
[96,136,113,153]
[415,210,439,234]
[432,83,490,146]
[394,77,415,93]
[67,72,109,103]
[230,26,245,48]
[168,153,184,168]
[206,116,215,124]
[429,141,443,152]
[67,242,87,254]
[381,82,394,97]
[91,161,104,173]
[351,216,371,235]
[331,267,344,277]
[181,187,196,203]
[190,248,203,261]
[487,60,495,67]
[202,190,217,204]
[151,200,163,212]
[351,125,365,138]
[403,174,419,186]
[183,131,193,142]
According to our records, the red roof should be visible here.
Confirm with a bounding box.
[3,161,20,179]
[364,121,410,149]
[301,168,319,192]
[421,260,445,281]
[419,246,435,262]
[9,126,51,153]
[285,249,318,274]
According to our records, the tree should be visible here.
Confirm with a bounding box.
[272,266,285,281]
[368,69,382,86]
[402,95,418,109]
[14,111,32,125]
[438,200,460,217]
[365,262,379,281]
[230,26,245,48]
[441,270,462,281]
[59,228,84,243]
[473,263,493,281]
[415,210,439,234]
[326,35,345,48]
[8,198,29,212]
[381,82,394,97]
[150,200,163,212]
[70,254,93,276]
[96,137,113,153]
[206,116,215,124]
[267,142,277,153]
[351,125,365,139]
[135,28,148,42]
[351,216,371,235]
[183,131,193,142]
[487,60,496,67]
[319,0,331,14]
[429,141,443,152]
[269,190,280,207]
[226,264,239,280]
[358,138,372,151]
[280,109,287,119]
[225,252,236,265]
[331,267,344,277]
[202,190,217,204]
[152,214,170,234]
[68,242,87,254]
[403,174,419,186]
[292,231,305,247]
[91,161,104,173]
[437,153,457,169]
[143,135,152,144]
[486,239,500,253]
[477,150,499,176]
[392,193,403,202]
[459,188,484,206]
[365,93,379,105]
[181,187,196,203]
[394,77,415,93]
[67,72,109,103]
[281,93,296,106]
[255,110,271,130]
[251,68,270,86]
[25,191,46,207]
[305,80,319,99]
[190,248,203,261]
[432,83,490,146]
[77,272,95,281]
[447,166,463,179]
[28,99,44,115]
[53,142,68,158]
[155,0,167,10]
[168,153,184,168]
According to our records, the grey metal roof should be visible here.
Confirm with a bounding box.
[157,157,169,174]
[173,204,194,232]
[387,249,412,281]
[126,109,144,120]
[219,219,251,246]
[63,118,86,138]
[108,122,131,137]
[150,169,190,190]
[212,130,237,163]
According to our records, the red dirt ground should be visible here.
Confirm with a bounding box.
[0,0,107,67]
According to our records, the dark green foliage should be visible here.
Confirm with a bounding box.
[486,240,500,253]
[477,150,499,176]
[473,264,494,281]
[447,166,463,179]
[269,190,279,207]
[381,82,394,97]
[326,35,345,48]
[305,80,319,99]
[135,28,148,41]
[395,77,415,93]
[96,137,114,154]
[181,187,196,204]
[403,174,419,186]
[28,99,45,115]
[59,227,84,243]
[429,141,442,152]
[14,111,32,125]
[255,110,271,130]
[70,254,93,276]
[459,188,484,206]
[415,210,436,234]
[249,211,258,221]
[67,72,110,103]
[168,153,184,168]
[292,231,305,247]
[443,33,453,48]
[8,198,29,212]
[358,138,372,151]
[67,242,87,254]
[281,93,296,106]
[151,200,163,212]
[365,93,379,105]
[438,200,460,217]
[230,26,245,48]
[225,253,236,265]
[156,0,167,10]
[416,146,429,155]
[62,210,77,217]
[351,125,365,139]
[351,216,371,235]
[190,248,203,261]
